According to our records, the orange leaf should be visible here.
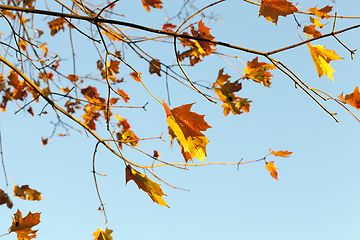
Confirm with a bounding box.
[48,17,66,36]
[265,161,279,180]
[19,39,27,52]
[339,86,360,109]
[149,59,161,76]
[163,101,211,162]
[41,137,48,146]
[93,228,113,240]
[269,149,293,157]
[13,185,42,201]
[125,165,169,207]
[0,189,13,209]
[27,107,34,116]
[153,150,160,158]
[307,43,342,80]
[109,59,120,74]
[303,25,322,38]
[141,0,163,12]
[9,210,41,240]
[310,16,326,29]
[117,88,130,103]
[308,5,333,19]
[67,74,79,82]
[259,0,298,25]
[130,72,141,82]
[243,57,276,87]
[162,23,177,32]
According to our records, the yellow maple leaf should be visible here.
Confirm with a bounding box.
[163,101,211,162]
[338,86,360,109]
[265,161,279,180]
[308,5,333,19]
[9,210,41,240]
[13,185,42,201]
[93,228,113,240]
[125,165,169,208]
[243,57,276,87]
[259,0,298,25]
[307,43,342,80]
[269,149,293,157]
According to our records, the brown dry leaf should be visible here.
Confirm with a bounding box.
[125,165,169,207]
[259,0,298,25]
[162,23,177,32]
[308,5,333,19]
[0,189,13,209]
[265,161,279,180]
[41,137,48,146]
[9,210,41,240]
[13,185,42,201]
[141,0,163,12]
[67,74,79,82]
[130,72,141,82]
[339,86,360,109]
[243,57,276,87]
[269,149,293,157]
[307,43,342,80]
[93,228,113,240]
[149,59,161,76]
[117,88,130,103]
[19,39,27,52]
[48,17,66,36]
[163,101,211,162]
[109,60,120,74]
[303,25,322,38]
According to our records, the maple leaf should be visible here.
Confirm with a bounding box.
[243,57,276,87]
[109,59,120,74]
[303,25,322,38]
[67,74,79,82]
[117,88,130,103]
[125,165,169,207]
[213,68,251,116]
[48,17,66,36]
[9,210,41,240]
[93,228,113,240]
[179,20,216,66]
[307,43,342,80]
[259,0,298,25]
[310,17,326,29]
[96,60,104,71]
[141,0,163,12]
[149,59,161,76]
[339,86,360,109]
[41,137,48,146]
[265,161,279,180]
[308,5,333,19]
[269,149,293,157]
[115,115,139,149]
[0,189,13,209]
[13,185,42,201]
[163,101,211,162]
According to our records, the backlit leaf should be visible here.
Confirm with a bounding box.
[125,165,169,207]
[307,43,342,80]
[310,16,326,29]
[303,25,322,38]
[93,228,113,240]
[141,0,163,12]
[339,86,360,109]
[163,101,211,162]
[243,57,276,87]
[48,17,66,36]
[308,5,333,19]
[259,0,298,25]
[269,149,293,157]
[9,209,41,240]
[13,185,42,201]
[265,161,278,180]
[149,59,161,76]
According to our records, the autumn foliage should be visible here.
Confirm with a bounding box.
[0,0,359,239]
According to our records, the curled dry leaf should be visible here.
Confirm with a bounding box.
[0,189,13,209]
[307,5,333,19]
[163,101,211,162]
[339,86,360,109]
[149,59,161,76]
[48,17,66,36]
[13,185,42,201]
[141,0,163,12]
[243,57,276,87]
[303,25,322,38]
[269,149,293,157]
[259,0,298,25]
[125,165,169,207]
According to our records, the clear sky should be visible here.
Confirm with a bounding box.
[1,0,360,239]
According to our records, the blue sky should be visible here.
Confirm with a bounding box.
[1,0,360,239]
